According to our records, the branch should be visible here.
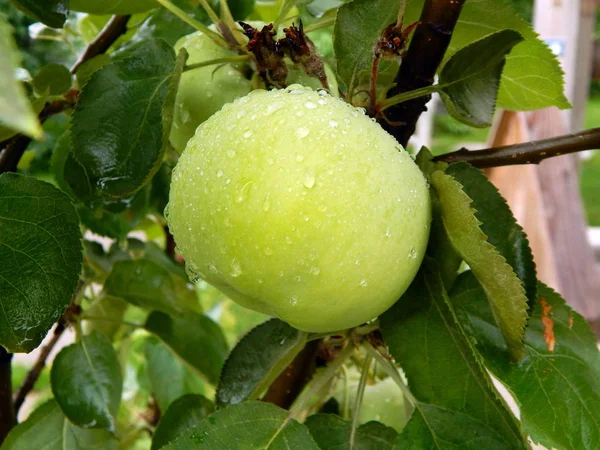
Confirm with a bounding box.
[0,15,131,174]
[380,0,466,148]
[434,127,600,168]
[70,15,131,73]
[0,348,14,445]
[12,321,66,416]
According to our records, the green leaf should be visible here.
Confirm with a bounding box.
[8,0,67,28]
[334,0,397,99]
[2,400,118,450]
[75,54,111,89]
[152,394,215,450]
[216,319,307,407]
[50,331,123,433]
[0,15,43,140]
[227,0,255,20]
[380,261,527,449]
[69,0,157,15]
[162,401,320,449]
[431,169,528,361]
[145,336,207,411]
[0,173,82,353]
[445,162,537,308]
[438,30,523,127]
[83,295,129,340]
[145,309,229,384]
[450,272,600,450]
[32,63,72,96]
[305,414,398,449]
[67,40,186,205]
[105,259,184,315]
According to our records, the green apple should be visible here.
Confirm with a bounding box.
[167,86,430,332]
[170,25,338,153]
[69,0,156,14]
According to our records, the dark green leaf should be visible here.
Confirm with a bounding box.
[162,401,319,449]
[2,400,118,450]
[226,0,255,20]
[150,163,171,215]
[145,336,207,411]
[431,169,528,360]
[83,295,129,340]
[32,63,72,96]
[51,331,123,433]
[75,54,111,89]
[216,319,307,407]
[445,162,537,308]
[152,394,214,450]
[438,30,523,127]
[0,173,82,353]
[68,0,157,14]
[305,414,398,450]
[145,309,228,384]
[380,261,527,449]
[0,15,43,139]
[450,272,600,450]
[105,259,183,315]
[334,0,397,99]
[67,40,186,205]
[8,0,67,28]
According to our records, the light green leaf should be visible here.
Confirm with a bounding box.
[431,169,528,360]
[216,319,307,407]
[380,261,527,449]
[32,63,72,96]
[83,295,128,341]
[0,173,82,353]
[145,309,229,384]
[450,272,600,450]
[2,400,118,450]
[8,0,67,28]
[50,331,123,433]
[145,336,206,411]
[0,15,43,140]
[162,401,320,449]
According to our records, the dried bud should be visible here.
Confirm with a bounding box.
[239,21,288,88]
[281,21,329,89]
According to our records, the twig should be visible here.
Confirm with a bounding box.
[70,15,131,73]
[12,321,66,415]
[434,127,600,168]
[380,0,466,147]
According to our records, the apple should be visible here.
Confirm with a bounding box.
[69,0,156,14]
[170,25,338,153]
[167,86,430,332]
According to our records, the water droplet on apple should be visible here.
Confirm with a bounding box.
[226,150,236,158]
[296,127,310,139]
[289,296,298,306]
[295,153,304,163]
[217,169,223,177]
[329,119,338,128]
[303,172,315,189]
[243,130,253,139]
[360,279,368,287]
[264,247,273,256]
[408,247,418,259]
[310,266,320,275]
[304,101,317,109]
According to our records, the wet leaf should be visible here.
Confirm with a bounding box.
[306,414,398,449]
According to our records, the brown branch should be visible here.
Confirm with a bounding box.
[434,127,600,168]
[12,321,66,416]
[70,15,131,74]
[380,0,466,148]
[0,348,14,445]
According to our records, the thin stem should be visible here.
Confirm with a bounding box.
[155,0,227,47]
[396,0,408,27]
[434,127,600,168]
[288,344,354,421]
[341,364,350,420]
[349,354,372,450]
[183,55,250,72]
[379,85,439,111]
[81,315,143,329]
[364,343,417,405]
[304,17,336,33]
[198,0,221,24]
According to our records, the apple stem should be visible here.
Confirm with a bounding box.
[183,55,251,73]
